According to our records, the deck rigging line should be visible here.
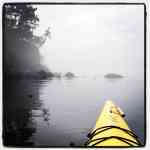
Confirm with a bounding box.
[85,125,142,147]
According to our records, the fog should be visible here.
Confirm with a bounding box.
[35,5,144,77]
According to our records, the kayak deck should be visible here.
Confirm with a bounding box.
[85,100,142,147]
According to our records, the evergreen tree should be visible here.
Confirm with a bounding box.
[3,4,51,76]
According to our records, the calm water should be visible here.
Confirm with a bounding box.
[3,77,145,147]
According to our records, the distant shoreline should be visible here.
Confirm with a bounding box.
[104,73,123,79]
[4,71,76,80]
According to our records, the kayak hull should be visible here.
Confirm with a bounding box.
[86,100,141,147]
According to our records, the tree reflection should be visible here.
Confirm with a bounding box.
[42,108,51,126]
[3,79,44,146]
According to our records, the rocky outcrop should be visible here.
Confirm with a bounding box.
[104,73,123,79]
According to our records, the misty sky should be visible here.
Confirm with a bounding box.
[35,5,144,77]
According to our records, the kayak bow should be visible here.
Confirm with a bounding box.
[85,100,142,147]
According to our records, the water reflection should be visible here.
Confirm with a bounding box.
[42,108,51,126]
[3,79,49,146]
[3,77,145,147]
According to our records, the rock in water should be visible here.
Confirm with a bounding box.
[104,73,123,79]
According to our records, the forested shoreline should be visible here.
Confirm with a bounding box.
[3,4,52,79]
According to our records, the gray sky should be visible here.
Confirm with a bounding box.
[35,5,144,77]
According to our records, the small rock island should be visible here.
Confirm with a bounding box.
[104,73,123,79]
[64,72,75,78]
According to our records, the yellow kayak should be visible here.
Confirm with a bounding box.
[85,100,142,147]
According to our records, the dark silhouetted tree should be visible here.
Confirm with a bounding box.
[3,4,51,76]
[4,4,39,40]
